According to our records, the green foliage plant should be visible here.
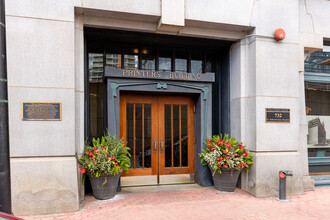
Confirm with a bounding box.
[78,131,131,184]
[199,134,253,175]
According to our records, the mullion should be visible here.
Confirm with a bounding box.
[171,105,174,168]
[179,105,182,167]
[133,104,136,169]
[142,104,145,169]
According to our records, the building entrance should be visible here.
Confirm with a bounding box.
[120,94,195,186]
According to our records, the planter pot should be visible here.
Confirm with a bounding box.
[208,165,241,192]
[88,172,121,200]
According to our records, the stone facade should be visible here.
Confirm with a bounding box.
[5,0,330,215]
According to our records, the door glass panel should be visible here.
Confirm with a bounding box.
[144,104,152,168]
[181,105,188,167]
[126,103,152,169]
[135,104,143,168]
[126,104,134,168]
[173,105,180,167]
[165,105,172,167]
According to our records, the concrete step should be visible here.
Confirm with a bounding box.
[311,175,330,187]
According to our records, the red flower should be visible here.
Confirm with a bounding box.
[223,150,228,154]
[244,154,248,158]
[224,164,228,168]
[85,150,88,154]
[207,140,211,143]
[115,162,118,165]
[80,168,86,174]
[240,146,244,150]
[238,142,243,147]
[218,165,222,168]
[90,152,93,156]
[112,156,115,160]
[117,165,120,168]
[108,157,110,161]
[211,147,213,151]
[234,153,238,157]
[226,143,231,148]
[207,145,211,148]
[225,141,228,144]
[78,165,81,168]
[218,140,223,145]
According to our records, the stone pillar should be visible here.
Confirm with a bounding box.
[6,1,80,215]
[231,34,309,197]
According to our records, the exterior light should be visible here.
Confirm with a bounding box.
[133,48,139,54]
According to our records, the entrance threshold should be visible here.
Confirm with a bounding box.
[120,183,206,194]
[121,174,195,187]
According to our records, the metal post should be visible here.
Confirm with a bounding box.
[279,170,293,201]
[279,172,286,200]
[0,0,12,214]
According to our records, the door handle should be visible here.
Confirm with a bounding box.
[160,139,164,153]
[153,139,157,153]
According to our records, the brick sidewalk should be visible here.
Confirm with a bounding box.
[20,187,330,220]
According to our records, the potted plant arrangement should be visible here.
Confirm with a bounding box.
[199,134,253,192]
[78,132,131,200]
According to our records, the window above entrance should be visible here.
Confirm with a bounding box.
[86,28,231,83]
[88,47,216,83]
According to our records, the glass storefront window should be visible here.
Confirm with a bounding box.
[191,60,203,74]
[305,47,330,174]
[124,48,139,70]
[305,50,330,73]
[141,48,155,71]
[191,51,204,74]
[206,56,215,73]
[175,50,187,73]
[88,52,104,139]
[88,53,104,83]
[159,49,172,72]
[105,48,122,69]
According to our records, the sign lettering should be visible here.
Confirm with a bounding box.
[266,108,290,123]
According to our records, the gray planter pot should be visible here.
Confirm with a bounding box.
[88,172,121,200]
[208,165,241,192]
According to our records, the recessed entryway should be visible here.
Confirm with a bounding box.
[120,94,195,186]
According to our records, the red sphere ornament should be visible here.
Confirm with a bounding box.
[274,28,286,41]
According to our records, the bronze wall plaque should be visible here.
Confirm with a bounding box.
[23,102,61,121]
[266,108,290,123]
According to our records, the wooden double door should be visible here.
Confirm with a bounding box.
[120,94,195,184]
